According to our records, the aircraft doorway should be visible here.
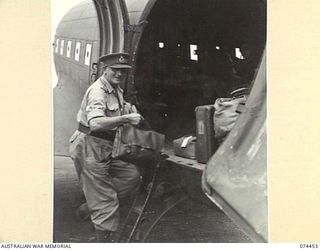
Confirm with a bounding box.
[134,0,266,143]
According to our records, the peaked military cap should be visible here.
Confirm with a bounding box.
[99,52,132,69]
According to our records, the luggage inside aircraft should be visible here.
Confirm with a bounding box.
[133,0,265,157]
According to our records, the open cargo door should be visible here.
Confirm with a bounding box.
[202,50,268,242]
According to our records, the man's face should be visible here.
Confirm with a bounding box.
[104,67,127,86]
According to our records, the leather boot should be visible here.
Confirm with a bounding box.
[95,229,113,243]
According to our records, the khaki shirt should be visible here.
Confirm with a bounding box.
[77,75,133,127]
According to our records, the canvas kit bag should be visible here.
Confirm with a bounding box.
[112,124,165,164]
[213,96,247,141]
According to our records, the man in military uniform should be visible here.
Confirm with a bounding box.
[69,52,142,242]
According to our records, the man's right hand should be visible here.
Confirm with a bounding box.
[123,113,142,125]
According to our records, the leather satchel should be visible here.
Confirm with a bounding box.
[112,124,165,164]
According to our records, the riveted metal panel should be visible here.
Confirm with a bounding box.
[202,51,267,242]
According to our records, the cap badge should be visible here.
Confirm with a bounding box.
[119,56,125,63]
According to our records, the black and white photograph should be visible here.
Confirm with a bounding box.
[52,0,267,243]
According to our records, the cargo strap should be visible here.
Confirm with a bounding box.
[236,101,247,114]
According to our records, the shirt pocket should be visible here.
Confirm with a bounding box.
[105,97,121,116]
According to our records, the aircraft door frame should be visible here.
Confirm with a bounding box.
[93,0,129,81]
[122,0,157,97]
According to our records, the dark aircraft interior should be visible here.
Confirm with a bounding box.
[134,0,266,143]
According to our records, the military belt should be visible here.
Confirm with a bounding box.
[78,123,115,141]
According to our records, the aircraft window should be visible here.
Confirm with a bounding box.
[158,42,164,49]
[84,44,92,66]
[75,42,81,62]
[190,44,198,61]
[60,40,64,55]
[66,41,72,58]
[235,48,245,60]
[55,39,59,53]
